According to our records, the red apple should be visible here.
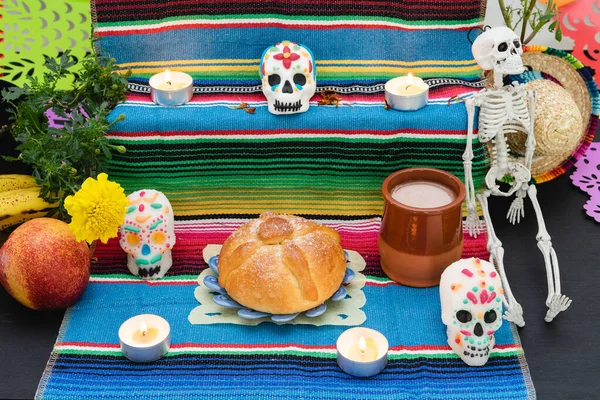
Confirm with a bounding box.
[0,218,90,310]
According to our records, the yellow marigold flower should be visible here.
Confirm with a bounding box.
[64,173,129,244]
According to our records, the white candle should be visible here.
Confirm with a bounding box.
[391,180,456,209]
[336,327,388,377]
[119,314,170,362]
[149,69,193,106]
[384,73,429,111]
[392,73,428,95]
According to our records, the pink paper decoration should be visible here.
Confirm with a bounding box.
[570,143,600,222]
[559,1,600,86]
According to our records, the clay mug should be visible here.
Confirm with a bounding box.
[378,168,466,287]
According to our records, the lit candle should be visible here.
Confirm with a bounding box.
[391,180,456,209]
[385,73,429,111]
[347,336,379,361]
[336,327,388,377]
[149,69,193,106]
[119,314,170,362]
[132,321,160,344]
[155,69,188,91]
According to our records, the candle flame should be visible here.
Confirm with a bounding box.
[140,321,148,336]
[359,336,366,354]
[164,69,172,84]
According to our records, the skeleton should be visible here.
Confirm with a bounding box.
[119,190,176,279]
[440,258,504,366]
[463,27,571,327]
[260,40,316,115]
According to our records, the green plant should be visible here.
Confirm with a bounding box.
[1,49,131,219]
[498,0,562,44]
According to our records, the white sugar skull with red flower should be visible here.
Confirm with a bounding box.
[260,40,316,115]
[119,190,176,279]
[440,258,504,366]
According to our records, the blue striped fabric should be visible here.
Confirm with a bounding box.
[36,228,536,400]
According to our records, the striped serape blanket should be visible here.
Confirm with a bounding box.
[36,218,535,399]
[35,1,532,398]
[94,0,491,221]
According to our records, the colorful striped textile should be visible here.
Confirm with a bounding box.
[105,83,489,218]
[34,2,538,397]
[93,0,492,219]
[92,0,486,84]
[36,218,536,399]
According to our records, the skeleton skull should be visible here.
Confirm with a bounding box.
[260,41,316,115]
[440,258,504,366]
[472,26,524,75]
[119,190,176,279]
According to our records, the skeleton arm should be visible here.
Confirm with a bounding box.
[462,95,482,236]
[524,89,537,171]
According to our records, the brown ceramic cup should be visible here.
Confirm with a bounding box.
[378,168,466,287]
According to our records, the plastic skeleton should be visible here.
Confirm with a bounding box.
[462,27,571,327]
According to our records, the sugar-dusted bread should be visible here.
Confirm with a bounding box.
[217,212,346,315]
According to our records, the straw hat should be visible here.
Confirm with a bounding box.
[486,46,598,183]
[507,79,583,175]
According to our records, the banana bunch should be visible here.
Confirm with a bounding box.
[0,175,57,231]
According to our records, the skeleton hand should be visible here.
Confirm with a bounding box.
[507,196,525,225]
[545,293,572,323]
[465,207,482,238]
[503,302,525,327]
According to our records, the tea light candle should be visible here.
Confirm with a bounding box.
[385,73,429,111]
[149,69,193,106]
[336,327,388,377]
[119,314,170,362]
[391,180,456,209]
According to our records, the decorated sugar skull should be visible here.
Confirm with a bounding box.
[119,190,176,279]
[440,258,504,366]
[472,26,524,75]
[260,40,316,115]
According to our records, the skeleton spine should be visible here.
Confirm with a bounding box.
[495,131,509,174]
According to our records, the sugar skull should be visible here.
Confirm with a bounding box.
[440,258,504,366]
[119,190,176,279]
[260,40,316,115]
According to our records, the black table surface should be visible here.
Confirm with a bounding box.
[1,87,599,398]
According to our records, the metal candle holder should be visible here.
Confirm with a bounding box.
[149,71,193,106]
[336,327,389,377]
[119,314,171,362]
[384,76,429,112]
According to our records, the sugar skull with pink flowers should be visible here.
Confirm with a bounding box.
[260,40,317,115]
[119,190,176,279]
[440,258,505,366]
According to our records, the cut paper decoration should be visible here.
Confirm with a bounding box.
[570,143,600,223]
[558,0,600,86]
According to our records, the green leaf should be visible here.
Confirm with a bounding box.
[1,49,128,220]
[555,24,563,41]
[1,87,25,101]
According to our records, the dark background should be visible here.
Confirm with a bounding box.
[0,80,599,399]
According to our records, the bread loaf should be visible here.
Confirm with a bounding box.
[217,212,346,314]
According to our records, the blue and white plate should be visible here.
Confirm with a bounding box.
[204,251,354,322]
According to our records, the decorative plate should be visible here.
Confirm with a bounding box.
[203,251,355,323]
